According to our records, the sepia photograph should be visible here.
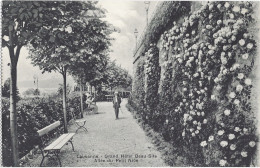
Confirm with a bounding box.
[1,1,260,167]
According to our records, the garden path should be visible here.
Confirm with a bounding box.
[25,99,167,167]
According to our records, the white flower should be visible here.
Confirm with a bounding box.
[218,130,225,136]
[232,6,240,12]
[208,136,214,142]
[234,99,240,105]
[239,39,246,46]
[211,95,216,100]
[193,120,198,125]
[234,127,241,132]
[243,128,248,133]
[221,57,227,65]
[224,2,230,9]
[231,35,236,41]
[201,112,205,116]
[209,4,214,10]
[203,119,207,124]
[247,43,253,49]
[241,151,248,157]
[188,116,193,121]
[192,133,195,137]
[243,33,249,39]
[230,144,236,150]
[229,92,236,99]
[233,63,240,70]
[229,13,234,19]
[249,141,256,147]
[224,109,230,116]
[241,8,249,15]
[195,130,199,134]
[219,159,227,166]
[200,141,207,147]
[216,20,222,25]
[220,141,228,147]
[228,134,235,140]
[184,113,189,119]
[245,78,252,85]
[65,26,72,33]
[236,84,243,92]
[3,35,9,41]
[241,53,248,60]
[238,73,244,79]
[197,126,201,130]
[206,25,212,30]
[182,131,185,137]
[216,85,221,91]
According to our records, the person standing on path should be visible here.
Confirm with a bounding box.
[113,91,121,119]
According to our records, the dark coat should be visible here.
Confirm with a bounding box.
[113,95,121,108]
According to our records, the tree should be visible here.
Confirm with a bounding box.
[29,1,113,128]
[103,61,132,93]
[2,2,61,165]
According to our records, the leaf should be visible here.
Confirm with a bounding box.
[49,36,55,42]
[33,1,40,7]
[19,13,25,20]
[19,8,25,14]
[8,25,13,31]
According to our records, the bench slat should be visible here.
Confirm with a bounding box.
[37,121,61,137]
[44,134,68,151]
[52,133,75,150]
[44,133,75,151]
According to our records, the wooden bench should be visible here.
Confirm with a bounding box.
[37,121,75,167]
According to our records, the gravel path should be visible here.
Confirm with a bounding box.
[25,99,167,167]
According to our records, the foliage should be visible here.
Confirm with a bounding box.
[144,45,161,129]
[135,1,191,55]
[23,88,40,96]
[103,60,133,91]
[131,1,257,166]
[2,96,83,166]
[57,84,71,96]
[1,78,20,99]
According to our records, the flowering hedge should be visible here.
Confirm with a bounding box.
[131,1,257,166]
[2,96,83,166]
[144,45,161,128]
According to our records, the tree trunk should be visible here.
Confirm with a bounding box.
[62,69,68,133]
[10,56,19,167]
[79,79,84,118]
[90,85,92,95]
[9,42,22,166]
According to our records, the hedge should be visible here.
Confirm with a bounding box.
[2,95,84,166]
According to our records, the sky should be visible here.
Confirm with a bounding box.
[1,1,158,93]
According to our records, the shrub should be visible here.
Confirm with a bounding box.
[2,96,82,166]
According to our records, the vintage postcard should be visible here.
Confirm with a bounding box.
[1,1,260,167]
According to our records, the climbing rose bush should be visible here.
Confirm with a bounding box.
[131,1,257,167]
